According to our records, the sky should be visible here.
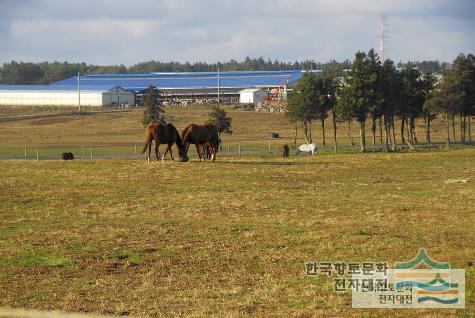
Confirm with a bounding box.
[0,0,474,66]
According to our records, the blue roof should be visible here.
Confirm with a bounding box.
[52,70,303,92]
[0,84,121,92]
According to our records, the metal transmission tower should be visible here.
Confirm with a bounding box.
[379,15,389,62]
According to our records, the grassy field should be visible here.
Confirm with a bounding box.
[0,149,474,317]
[0,104,469,159]
[0,106,474,317]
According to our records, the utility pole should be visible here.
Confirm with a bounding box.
[77,72,81,112]
[379,15,389,63]
[217,67,220,104]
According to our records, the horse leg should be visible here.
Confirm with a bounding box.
[155,142,160,161]
[207,145,212,160]
[211,148,216,161]
[161,144,168,160]
[166,144,174,161]
[147,141,152,162]
[202,145,207,161]
[195,144,202,161]
[208,143,216,161]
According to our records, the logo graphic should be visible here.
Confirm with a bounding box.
[395,248,449,269]
[352,248,465,308]
[394,248,461,306]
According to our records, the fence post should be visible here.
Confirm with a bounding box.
[24,147,27,159]
[135,145,137,154]
[90,148,93,160]
[227,144,230,152]
[238,144,241,157]
[268,140,271,151]
[36,149,39,161]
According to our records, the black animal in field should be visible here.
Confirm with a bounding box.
[61,152,74,160]
[282,144,289,158]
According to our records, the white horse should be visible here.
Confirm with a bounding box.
[296,143,317,156]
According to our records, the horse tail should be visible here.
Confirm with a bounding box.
[141,125,155,153]
[141,133,152,153]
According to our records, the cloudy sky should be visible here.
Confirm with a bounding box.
[0,0,474,66]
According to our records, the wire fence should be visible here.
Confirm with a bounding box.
[1,141,473,161]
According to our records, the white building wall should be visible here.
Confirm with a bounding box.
[102,88,135,106]
[0,91,104,106]
[239,89,267,104]
[240,92,254,103]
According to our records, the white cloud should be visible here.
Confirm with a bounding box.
[10,18,161,39]
[0,0,473,65]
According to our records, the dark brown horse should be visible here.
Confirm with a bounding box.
[141,122,188,162]
[181,123,220,161]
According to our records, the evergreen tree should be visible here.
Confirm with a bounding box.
[338,51,377,152]
[142,86,164,126]
[400,63,424,145]
[314,76,333,147]
[321,63,342,151]
[380,59,403,151]
[208,106,233,136]
[366,49,383,146]
[0,61,44,84]
[424,78,463,148]
[420,73,437,143]
[286,73,320,143]
[335,82,356,146]
[448,53,475,142]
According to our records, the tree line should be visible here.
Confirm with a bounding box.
[0,57,441,85]
[286,50,474,151]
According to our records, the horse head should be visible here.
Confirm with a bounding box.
[215,138,221,151]
[174,143,188,162]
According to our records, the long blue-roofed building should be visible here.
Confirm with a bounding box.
[0,70,303,107]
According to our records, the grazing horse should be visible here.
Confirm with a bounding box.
[296,143,317,156]
[181,123,220,161]
[141,122,188,162]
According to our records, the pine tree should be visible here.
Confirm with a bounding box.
[339,51,377,152]
[400,64,424,146]
[380,59,403,151]
[366,49,383,147]
[449,53,475,142]
[424,78,463,148]
[286,73,320,143]
[208,106,233,136]
[142,86,164,127]
[335,83,356,146]
[420,73,437,143]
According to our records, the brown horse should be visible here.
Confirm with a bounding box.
[141,122,188,162]
[181,123,220,161]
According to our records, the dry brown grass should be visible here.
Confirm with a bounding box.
[0,148,474,317]
[0,105,469,156]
